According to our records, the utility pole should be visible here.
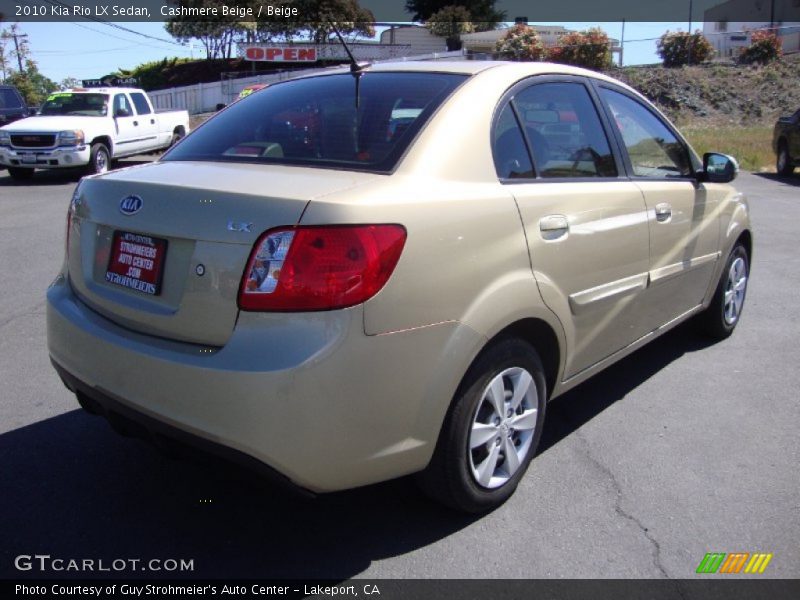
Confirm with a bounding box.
[9,32,28,72]
[687,0,693,65]
[620,19,625,67]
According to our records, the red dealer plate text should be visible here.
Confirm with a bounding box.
[105,231,168,296]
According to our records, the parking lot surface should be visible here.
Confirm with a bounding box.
[0,165,798,579]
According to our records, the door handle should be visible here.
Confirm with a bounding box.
[539,215,569,240]
[133,120,138,126]
[150,119,155,125]
[655,203,672,222]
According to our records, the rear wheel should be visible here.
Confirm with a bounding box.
[417,338,547,513]
[87,143,110,175]
[169,130,184,149]
[698,243,749,339]
[776,141,794,176]
[7,167,34,181]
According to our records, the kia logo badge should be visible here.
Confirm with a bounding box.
[119,195,143,216]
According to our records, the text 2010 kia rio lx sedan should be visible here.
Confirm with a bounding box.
[47,61,751,512]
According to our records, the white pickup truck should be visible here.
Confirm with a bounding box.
[0,85,189,180]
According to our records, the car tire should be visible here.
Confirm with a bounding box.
[87,143,110,175]
[417,337,547,513]
[7,167,34,181]
[169,131,184,149]
[698,243,749,339]
[776,141,794,176]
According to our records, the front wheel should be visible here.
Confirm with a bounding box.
[776,142,794,176]
[698,243,749,339]
[87,143,110,175]
[417,338,547,513]
[7,167,35,181]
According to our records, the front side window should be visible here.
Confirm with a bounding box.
[113,94,133,117]
[164,72,467,173]
[600,88,692,178]
[512,82,617,178]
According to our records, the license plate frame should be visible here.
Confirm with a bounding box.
[105,231,168,296]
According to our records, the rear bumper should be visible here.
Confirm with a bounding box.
[0,145,90,168]
[51,358,313,497]
[46,274,481,492]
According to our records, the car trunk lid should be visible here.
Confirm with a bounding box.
[67,161,376,346]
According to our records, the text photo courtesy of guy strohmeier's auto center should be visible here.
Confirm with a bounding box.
[1,0,799,593]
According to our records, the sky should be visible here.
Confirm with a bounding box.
[9,21,694,86]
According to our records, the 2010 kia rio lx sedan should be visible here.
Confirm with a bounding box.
[47,61,751,512]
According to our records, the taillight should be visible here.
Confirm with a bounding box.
[239,224,406,311]
[66,183,82,259]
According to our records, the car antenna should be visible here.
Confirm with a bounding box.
[329,21,371,109]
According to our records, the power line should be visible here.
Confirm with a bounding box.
[43,0,182,46]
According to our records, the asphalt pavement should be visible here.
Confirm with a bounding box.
[0,166,798,580]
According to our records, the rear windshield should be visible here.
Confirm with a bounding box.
[163,72,468,173]
[40,93,109,116]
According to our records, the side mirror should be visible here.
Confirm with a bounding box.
[114,108,131,118]
[28,107,38,116]
[215,103,226,112]
[700,152,738,183]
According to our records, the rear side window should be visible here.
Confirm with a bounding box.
[130,93,152,115]
[600,88,692,178]
[493,104,535,179]
[513,82,617,178]
[0,88,24,109]
[164,72,467,173]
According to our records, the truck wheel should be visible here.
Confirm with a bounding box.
[416,337,547,513]
[87,143,110,175]
[168,131,184,149]
[776,141,794,176]
[7,167,35,181]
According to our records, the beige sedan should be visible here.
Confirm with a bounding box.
[47,61,751,512]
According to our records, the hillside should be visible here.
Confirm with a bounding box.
[612,55,800,127]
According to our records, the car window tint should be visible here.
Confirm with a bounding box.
[130,93,152,115]
[164,72,467,173]
[493,103,534,179]
[113,94,133,117]
[0,88,24,109]
[513,82,617,178]
[600,88,692,178]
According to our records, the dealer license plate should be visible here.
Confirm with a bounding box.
[105,231,167,296]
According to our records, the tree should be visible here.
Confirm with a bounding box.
[426,5,475,51]
[657,30,714,67]
[547,28,612,71]
[407,0,503,31]
[6,60,57,105]
[165,0,375,54]
[739,30,782,64]
[494,24,545,61]
[59,77,80,90]
[164,0,242,60]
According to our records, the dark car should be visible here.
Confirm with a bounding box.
[773,108,800,175]
[0,85,32,126]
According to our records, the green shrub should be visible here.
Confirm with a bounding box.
[739,30,782,64]
[547,27,612,71]
[657,30,714,67]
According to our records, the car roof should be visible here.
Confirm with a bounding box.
[300,60,637,94]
